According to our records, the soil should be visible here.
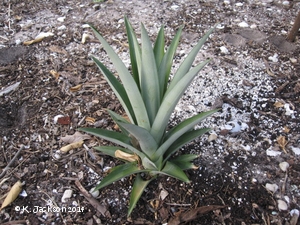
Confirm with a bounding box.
[0,0,300,224]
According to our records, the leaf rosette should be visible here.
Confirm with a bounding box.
[79,17,217,216]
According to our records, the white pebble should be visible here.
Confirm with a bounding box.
[35,32,54,40]
[228,121,241,133]
[291,147,300,155]
[53,153,61,159]
[235,2,243,6]
[284,196,290,204]
[170,5,179,10]
[266,149,281,156]
[15,39,22,45]
[238,21,249,28]
[268,53,278,62]
[216,24,225,29]
[62,189,73,203]
[290,209,299,216]
[242,145,251,151]
[284,104,294,116]
[279,162,289,172]
[265,183,278,193]
[208,133,218,142]
[19,190,28,197]
[57,17,66,22]
[277,199,288,211]
[89,187,100,198]
[220,46,229,54]
[282,1,289,5]
[82,24,90,28]
[57,25,67,30]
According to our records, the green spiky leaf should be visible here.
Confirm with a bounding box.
[170,154,199,170]
[128,174,155,216]
[160,161,190,183]
[89,24,150,130]
[95,162,146,190]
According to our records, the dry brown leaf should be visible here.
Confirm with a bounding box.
[61,131,91,143]
[50,70,60,80]
[23,37,44,45]
[24,32,54,45]
[0,180,22,210]
[113,115,131,130]
[81,33,90,44]
[48,45,68,55]
[283,126,290,133]
[168,205,226,225]
[70,84,82,92]
[274,101,285,108]
[115,150,139,162]
[85,117,96,124]
[60,140,84,153]
[277,136,288,153]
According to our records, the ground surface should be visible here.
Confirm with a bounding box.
[0,0,300,224]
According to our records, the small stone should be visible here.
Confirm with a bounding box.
[159,189,169,201]
[216,24,225,29]
[290,209,299,225]
[268,53,278,62]
[118,18,124,24]
[279,162,289,172]
[266,148,281,156]
[19,190,28,197]
[53,153,61,159]
[89,187,99,198]
[265,183,278,193]
[251,178,257,183]
[220,46,229,54]
[290,209,299,217]
[290,58,297,64]
[57,25,66,30]
[277,199,288,211]
[238,21,249,28]
[170,5,179,10]
[208,133,218,142]
[291,147,300,155]
[284,103,294,116]
[62,189,73,203]
[57,17,66,22]
[15,39,22,45]
[227,121,241,133]
[82,24,90,28]
[235,2,243,6]
[282,1,289,5]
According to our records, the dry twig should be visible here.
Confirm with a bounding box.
[74,179,111,218]
[0,145,25,179]
[1,220,27,225]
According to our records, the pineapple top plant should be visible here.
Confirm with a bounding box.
[79,17,218,216]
